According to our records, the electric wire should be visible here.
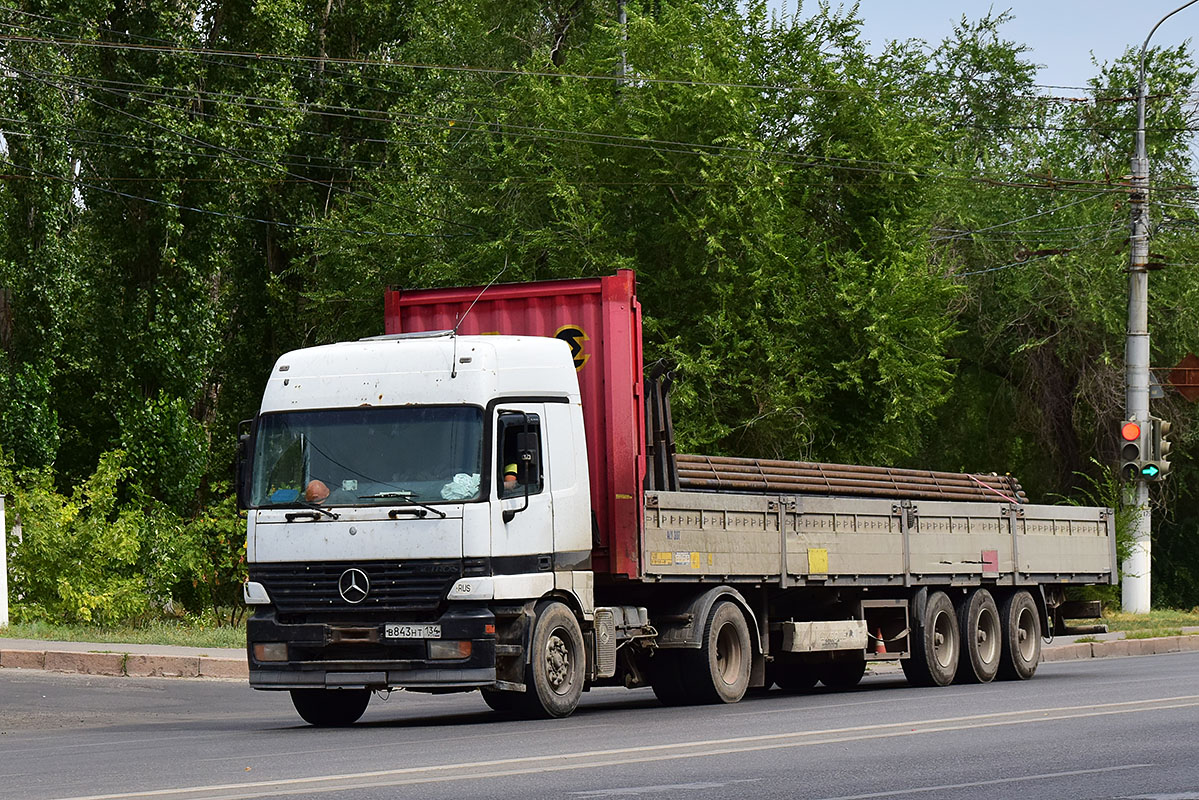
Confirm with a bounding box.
[7,65,482,232]
[0,154,468,239]
[954,226,1126,277]
[930,193,1110,241]
[3,10,1195,259]
[3,14,1199,102]
[2,64,1172,198]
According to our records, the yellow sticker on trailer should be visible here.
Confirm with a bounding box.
[650,552,673,566]
[808,548,828,574]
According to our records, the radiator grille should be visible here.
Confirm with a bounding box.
[251,560,461,616]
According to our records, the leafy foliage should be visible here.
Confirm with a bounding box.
[0,449,246,624]
[0,0,1197,618]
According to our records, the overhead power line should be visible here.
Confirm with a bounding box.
[0,155,470,239]
[931,193,1111,242]
[955,227,1124,277]
[5,63,1180,199]
[2,17,1198,103]
[8,64,482,233]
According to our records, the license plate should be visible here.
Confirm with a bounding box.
[384,623,441,639]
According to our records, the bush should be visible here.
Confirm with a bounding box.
[1,448,246,626]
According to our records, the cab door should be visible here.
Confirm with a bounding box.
[492,405,554,576]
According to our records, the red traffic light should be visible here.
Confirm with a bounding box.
[1121,422,1142,441]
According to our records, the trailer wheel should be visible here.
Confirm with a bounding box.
[818,658,867,690]
[289,688,370,727]
[480,689,521,713]
[521,601,585,718]
[997,590,1041,681]
[769,660,819,693]
[955,589,1001,683]
[650,650,690,706]
[901,591,959,687]
[684,600,752,704]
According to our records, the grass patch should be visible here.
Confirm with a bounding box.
[1100,608,1199,632]
[1124,628,1184,640]
[1067,608,1199,637]
[0,619,245,650]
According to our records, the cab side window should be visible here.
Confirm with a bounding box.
[497,412,543,498]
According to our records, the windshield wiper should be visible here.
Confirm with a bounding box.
[284,501,340,521]
[359,491,447,519]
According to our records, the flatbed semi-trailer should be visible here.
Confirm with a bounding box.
[238,270,1116,725]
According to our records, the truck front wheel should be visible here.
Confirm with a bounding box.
[522,601,585,718]
[289,688,370,727]
[684,600,752,704]
[901,591,959,687]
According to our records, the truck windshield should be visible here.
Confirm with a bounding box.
[249,406,484,508]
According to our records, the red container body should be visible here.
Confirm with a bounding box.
[384,270,646,580]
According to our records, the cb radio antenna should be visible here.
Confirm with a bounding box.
[451,256,509,378]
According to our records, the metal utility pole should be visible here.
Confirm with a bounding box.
[1123,0,1199,613]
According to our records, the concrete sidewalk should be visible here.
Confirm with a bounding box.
[0,637,247,679]
[2,629,1197,681]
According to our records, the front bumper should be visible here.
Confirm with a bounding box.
[247,605,497,690]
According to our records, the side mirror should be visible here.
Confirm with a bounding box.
[235,419,253,510]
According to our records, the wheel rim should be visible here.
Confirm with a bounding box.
[545,629,575,696]
[931,609,957,668]
[714,621,744,686]
[1015,605,1037,662]
[976,605,1000,665]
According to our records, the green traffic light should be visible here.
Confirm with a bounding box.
[1141,464,1161,479]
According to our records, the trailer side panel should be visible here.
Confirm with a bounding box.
[642,491,1116,587]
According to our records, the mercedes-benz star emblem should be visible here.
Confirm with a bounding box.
[338,568,370,604]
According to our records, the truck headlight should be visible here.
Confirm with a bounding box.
[428,640,472,660]
[252,643,288,662]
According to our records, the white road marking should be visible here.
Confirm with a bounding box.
[45,695,1199,800]
[811,764,1153,800]
[192,721,618,763]
[569,779,760,797]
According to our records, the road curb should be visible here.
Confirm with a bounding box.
[0,646,248,680]
[3,636,1196,680]
[1041,634,1199,662]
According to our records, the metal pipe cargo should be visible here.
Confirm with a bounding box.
[679,476,1023,503]
[676,454,1026,503]
[676,454,1022,488]
[674,466,1024,497]
[675,470,1022,499]
[676,464,1020,494]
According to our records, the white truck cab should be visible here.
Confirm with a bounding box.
[239,332,594,723]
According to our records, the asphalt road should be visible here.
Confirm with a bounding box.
[2,652,1197,800]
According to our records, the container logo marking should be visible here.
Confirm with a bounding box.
[555,325,591,371]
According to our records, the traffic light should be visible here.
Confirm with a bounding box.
[1119,419,1145,481]
[1145,416,1173,480]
